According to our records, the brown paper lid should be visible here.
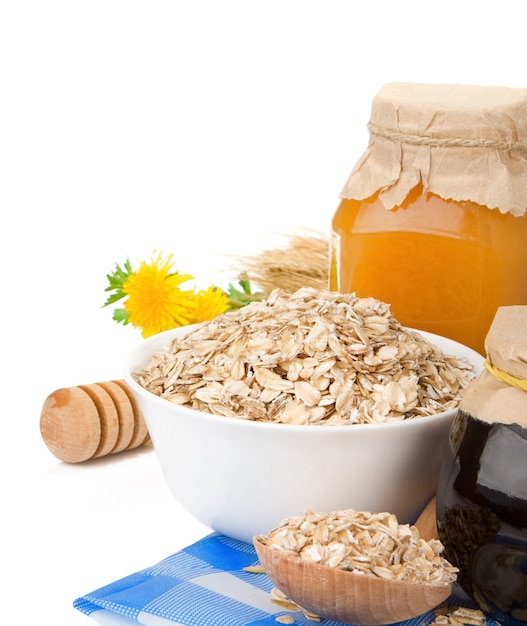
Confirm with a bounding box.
[485,306,527,381]
[459,370,527,426]
[340,83,527,216]
[459,306,527,426]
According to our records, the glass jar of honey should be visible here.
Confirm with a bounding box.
[330,83,527,355]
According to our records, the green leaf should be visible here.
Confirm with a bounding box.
[112,307,130,325]
[226,273,265,309]
[102,258,133,308]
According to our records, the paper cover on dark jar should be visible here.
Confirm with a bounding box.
[459,306,527,427]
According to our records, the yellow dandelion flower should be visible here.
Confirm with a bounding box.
[193,286,230,323]
[123,253,197,337]
[104,253,263,337]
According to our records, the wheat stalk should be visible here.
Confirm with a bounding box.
[234,229,330,296]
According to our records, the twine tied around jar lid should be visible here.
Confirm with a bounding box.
[366,121,527,156]
[340,82,527,216]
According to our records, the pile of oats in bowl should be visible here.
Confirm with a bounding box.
[134,288,474,425]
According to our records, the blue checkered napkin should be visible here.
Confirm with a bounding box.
[74,533,497,626]
[75,533,335,625]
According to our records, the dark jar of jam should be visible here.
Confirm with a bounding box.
[436,411,527,625]
[435,305,527,625]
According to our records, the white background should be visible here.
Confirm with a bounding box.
[1,1,525,623]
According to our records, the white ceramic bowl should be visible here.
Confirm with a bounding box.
[124,326,484,543]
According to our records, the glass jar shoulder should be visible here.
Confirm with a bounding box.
[332,185,524,242]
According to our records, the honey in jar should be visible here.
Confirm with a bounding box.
[436,306,527,626]
[330,83,527,355]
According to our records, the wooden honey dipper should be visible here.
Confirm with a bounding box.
[40,380,150,463]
